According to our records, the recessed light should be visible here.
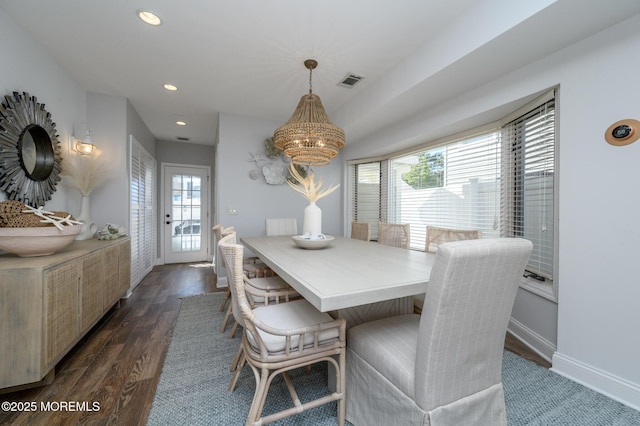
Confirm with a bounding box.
[176,121,186,126]
[137,9,162,26]
[163,84,178,91]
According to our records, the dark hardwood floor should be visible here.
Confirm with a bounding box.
[0,262,549,425]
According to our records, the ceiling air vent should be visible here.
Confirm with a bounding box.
[337,73,364,88]
[177,136,190,141]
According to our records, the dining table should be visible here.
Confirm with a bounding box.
[240,235,435,327]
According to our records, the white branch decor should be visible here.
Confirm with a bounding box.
[61,153,111,196]
[286,163,339,202]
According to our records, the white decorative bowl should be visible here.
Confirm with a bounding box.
[0,225,82,257]
[291,235,335,250]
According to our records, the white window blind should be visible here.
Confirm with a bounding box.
[350,161,385,240]
[130,136,157,287]
[349,91,556,287]
[501,98,555,280]
[389,132,501,250]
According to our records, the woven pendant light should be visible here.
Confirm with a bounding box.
[274,60,345,166]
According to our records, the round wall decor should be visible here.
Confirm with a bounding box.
[0,91,63,207]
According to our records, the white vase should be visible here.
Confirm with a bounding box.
[75,195,97,240]
[303,201,322,236]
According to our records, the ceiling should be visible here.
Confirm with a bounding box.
[2,0,640,147]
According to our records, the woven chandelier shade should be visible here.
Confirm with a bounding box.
[273,60,345,166]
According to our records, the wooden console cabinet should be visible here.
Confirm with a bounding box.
[0,237,131,390]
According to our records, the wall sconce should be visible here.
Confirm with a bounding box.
[70,130,96,156]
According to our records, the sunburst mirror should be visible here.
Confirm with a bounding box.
[0,91,63,207]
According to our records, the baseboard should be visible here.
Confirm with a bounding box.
[507,317,555,363]
[217,276,228,288]
[552,352,640,411]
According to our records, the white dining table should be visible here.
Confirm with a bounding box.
[240,235,435,321]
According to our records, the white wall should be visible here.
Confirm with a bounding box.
[344,14,640,409]
[216,112,343,278]
[1,8,155,255]
[0,9,85,212]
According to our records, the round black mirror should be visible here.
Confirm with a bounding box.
[19,124,55,181]
[0,91,62,207]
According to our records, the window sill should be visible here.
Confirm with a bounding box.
[519,276,557,303]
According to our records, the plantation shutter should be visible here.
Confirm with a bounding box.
[130,135,157,287]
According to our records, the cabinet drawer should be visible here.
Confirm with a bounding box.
[80,251,104,331]
[45,262,79,367]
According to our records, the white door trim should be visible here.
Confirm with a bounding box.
[160,162,211,264]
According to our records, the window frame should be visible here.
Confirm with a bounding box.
[348,89,558,302]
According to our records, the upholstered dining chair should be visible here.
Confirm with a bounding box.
[346,238,532,426]
[218,232,346,426]
[377,222,411,249]
[414,225,482,313]
[350,221,370,242]
[265,218,298,236]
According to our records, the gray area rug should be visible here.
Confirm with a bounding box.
[147,293,640,425]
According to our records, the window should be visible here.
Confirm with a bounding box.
[502,97,556,282]
[350,90,556,297]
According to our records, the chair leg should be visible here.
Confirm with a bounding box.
[219,288,231,312]
[229,346,246,392]
[230,343,244,372]
[337,351,346,426]
[247,366,270,425]
[228,321,239,338]
[220,304,233,333]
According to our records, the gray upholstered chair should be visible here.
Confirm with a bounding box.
[377,222,410,249]
[350,221,370,242]
[218,232,346,425]
[265,218,298,236]
[414,226,482,313]
[346,238,532,426]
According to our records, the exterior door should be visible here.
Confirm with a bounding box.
[163,165,209,264]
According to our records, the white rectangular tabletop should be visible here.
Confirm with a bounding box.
[240,235,435,312]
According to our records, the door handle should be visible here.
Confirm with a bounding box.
[166,221,171,225]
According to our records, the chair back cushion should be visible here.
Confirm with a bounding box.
[218,232,247,328]
[266,218,298,236]
[414,238,532,410]
[425,226,481,253]
[350,221,370,241]
[377,223,410,249]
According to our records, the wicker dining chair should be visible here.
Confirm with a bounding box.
[350,221,370,242]
[425,226,482,254]
[414,226,482,313]
[212,224,285,335]
[218,232,346,426]
[377,222,411,249]
[265,218,298,236]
